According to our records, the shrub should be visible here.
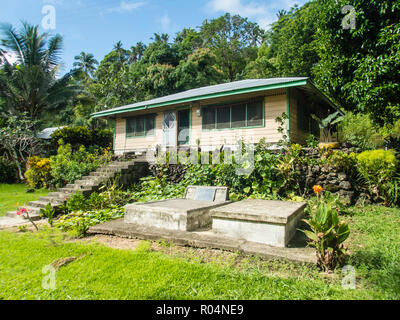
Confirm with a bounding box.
[24,156,52,188]
[50,143,111,187]
[340,112,385,150]
[0,157,18,183]
[50,126,113,150]
[54,207,124,238]
[326,151,357,177]
[66,191,88,212]
[357,149,398,206]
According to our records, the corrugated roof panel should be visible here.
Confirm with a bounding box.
[92,78,309,118]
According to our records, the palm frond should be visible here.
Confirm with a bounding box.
[0,23,26,64]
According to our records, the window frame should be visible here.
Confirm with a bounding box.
[125,113,156,139]
[201,99,265,131]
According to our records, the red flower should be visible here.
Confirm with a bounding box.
[17,208,28,216]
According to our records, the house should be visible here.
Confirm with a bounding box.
[91,78,340,155]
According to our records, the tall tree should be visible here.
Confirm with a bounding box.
[245,2,320,79]
[313,0,400,125]
[0,22,81,121]
[200,13,265,81]
[73,52,99,79]
[128,42,147,63]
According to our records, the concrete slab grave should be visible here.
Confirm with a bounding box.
[210,199,307,248]
[124,186,230,231]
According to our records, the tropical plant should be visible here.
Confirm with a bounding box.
[303,186,350,271]
[50,142,111,187]
[313,0,400,126]
[0,22,82,120]
[73,52,99,79]
[303,202,350,271]
[25,156,52,188]
[357,149,398,206]
[40,203,55,227]
[311,111,345,142]
[339,112,385,150]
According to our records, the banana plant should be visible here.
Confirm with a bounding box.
[302,203,350,271]
[311,111,345,142]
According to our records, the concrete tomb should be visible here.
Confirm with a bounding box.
[210,199,306,247]
[124,186,230,231]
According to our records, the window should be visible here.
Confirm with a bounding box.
[202,107,215,130]
[126,114,156,138]
[202,100,264,130]
[231,104,246,128]
[216,106,230,129]
[247,102,263,127]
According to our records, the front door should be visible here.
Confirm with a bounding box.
[163,110,177,147]
[178,109,190,146]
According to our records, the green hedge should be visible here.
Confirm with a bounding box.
[50,126,113,150]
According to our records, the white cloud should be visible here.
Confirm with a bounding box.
[207,0,301,30]
[108,1,147,13]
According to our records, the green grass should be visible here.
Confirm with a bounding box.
[345,205,400,298]
[0,184,49,216]
[0,204,398,300]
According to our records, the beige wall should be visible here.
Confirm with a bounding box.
[114,89,291,154]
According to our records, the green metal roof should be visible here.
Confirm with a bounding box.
[91,77,337,118]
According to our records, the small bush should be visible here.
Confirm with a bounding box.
[55,207,124,238]
[24,156,52,188]
[50,143,111,187]
[50,126,113,150]
[0,157,18,183]
[340,112,385,150]
[357,149,398,206]
[327,151,357,176]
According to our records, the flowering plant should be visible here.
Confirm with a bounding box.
[302,187,350,271]
[16,207,38,231]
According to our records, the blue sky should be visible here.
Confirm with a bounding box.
[0,0,307,73]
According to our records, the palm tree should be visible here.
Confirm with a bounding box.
[0,22,82,120]
[73,52,98,79]
[128,42,146,63]
[113,41,127,63]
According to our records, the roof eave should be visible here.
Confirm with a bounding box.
[91,79,309,119]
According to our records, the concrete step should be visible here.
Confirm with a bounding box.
[28,200,62,209]
[74,179,98,187]
[90,172,106,177]
[6,206,42,220]
[48,191,72,199]
[0,216,33,229]
[38,196,66,205]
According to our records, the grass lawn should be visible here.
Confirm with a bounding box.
[0,184,49,217]
[0,205,399,300]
